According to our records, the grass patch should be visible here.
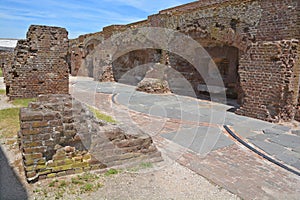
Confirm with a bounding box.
[139,162,153,169]
[88,106,117,123]
[0,108,20,139]
[127,162,154,172]
[71,177,84,185]
[104,168,119,176]
[32,173,104,199]
[0,68,3,77]
[48,179,58,187]
[12,98,36,107]
[0,98,35,141]
[0,89,5,95]
[80,183,93,192]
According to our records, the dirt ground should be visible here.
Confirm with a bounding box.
[0,90,239,200]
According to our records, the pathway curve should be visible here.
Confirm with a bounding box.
[70,77,300,199]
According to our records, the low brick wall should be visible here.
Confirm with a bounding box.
[19,94,162,182]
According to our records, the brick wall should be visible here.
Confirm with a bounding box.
[68,0,300,122]
[112,49,161,83]
[237,40,299,122]
[0,50,14,81]
[19,94,162,182]
[5,25,69,99]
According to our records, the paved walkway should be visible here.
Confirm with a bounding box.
[70,77,300,199]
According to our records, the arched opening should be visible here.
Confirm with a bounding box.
[111,47,240,105]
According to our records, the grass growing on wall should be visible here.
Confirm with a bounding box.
[0,68,3,77]
[88,106,117,123]
[0,89,5,95]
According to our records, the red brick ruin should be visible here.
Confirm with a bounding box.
[1,1,299,123]
[3,25,69,99]
[68,0,300,123]
[0,0,299,182]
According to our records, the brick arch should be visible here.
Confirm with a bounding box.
[178,25,253,54]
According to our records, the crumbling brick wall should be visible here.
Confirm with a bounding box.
[0,50,14,80]
[68,0,300,122]
[236,40,299,122]
[5,25,69,99]
[19,94,162,182]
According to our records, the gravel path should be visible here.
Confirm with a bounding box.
[80,158,239,200]
[27,156,239,200]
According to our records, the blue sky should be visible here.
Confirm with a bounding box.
[0,0,194,39]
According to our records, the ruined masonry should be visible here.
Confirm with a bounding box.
[0,0,299,181]
[69,0,300,123]
[19,94,162,181]
[4,25,69,99]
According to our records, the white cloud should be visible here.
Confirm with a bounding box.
[100,0,192,13]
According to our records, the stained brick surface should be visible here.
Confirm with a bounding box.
[5,25,69,99]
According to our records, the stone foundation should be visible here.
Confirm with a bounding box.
[19,94,162,182]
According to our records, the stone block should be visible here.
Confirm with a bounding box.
[38,169,52,175]
[47,173,57,178]
[55,158,73,166]
[72,155,82,162]
[26,171,37,179]
[22,129,42,136]
[72,161,89,168]
[44,112,56,120]
[46,160,56,168]
[25,165,36,172]
[52,164,73,172]
[36,164,46,170]
[52,154,67,161]
[24,147,47,154]
[21,122,32,129]
[20,111,43,121]
[82,154,91,161]
[74,168,84,173]
[32,121,48,128]
[66,169,75,175]
[23,153,43,161]
[57,171,67,177]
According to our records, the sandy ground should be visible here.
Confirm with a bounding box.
[0,87,239,199]
[25,155,239,200]
[79,159,239,200]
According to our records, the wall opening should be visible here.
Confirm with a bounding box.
[204,45,240,105]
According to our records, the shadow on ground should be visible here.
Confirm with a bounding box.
[0,145,28,200]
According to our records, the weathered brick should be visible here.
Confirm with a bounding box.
[21,122,32,129]
[72,161,89,168]
[26,171,37,179]
[32,121,48,128]
[6,25,69,100]
[23,153,43,161]
[52,164,73,172]
[20,111,43,121]
[47,173,57,178]
[23,147,47,154]
[22,129,41,136]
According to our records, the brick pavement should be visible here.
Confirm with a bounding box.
[70,79,300,200]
